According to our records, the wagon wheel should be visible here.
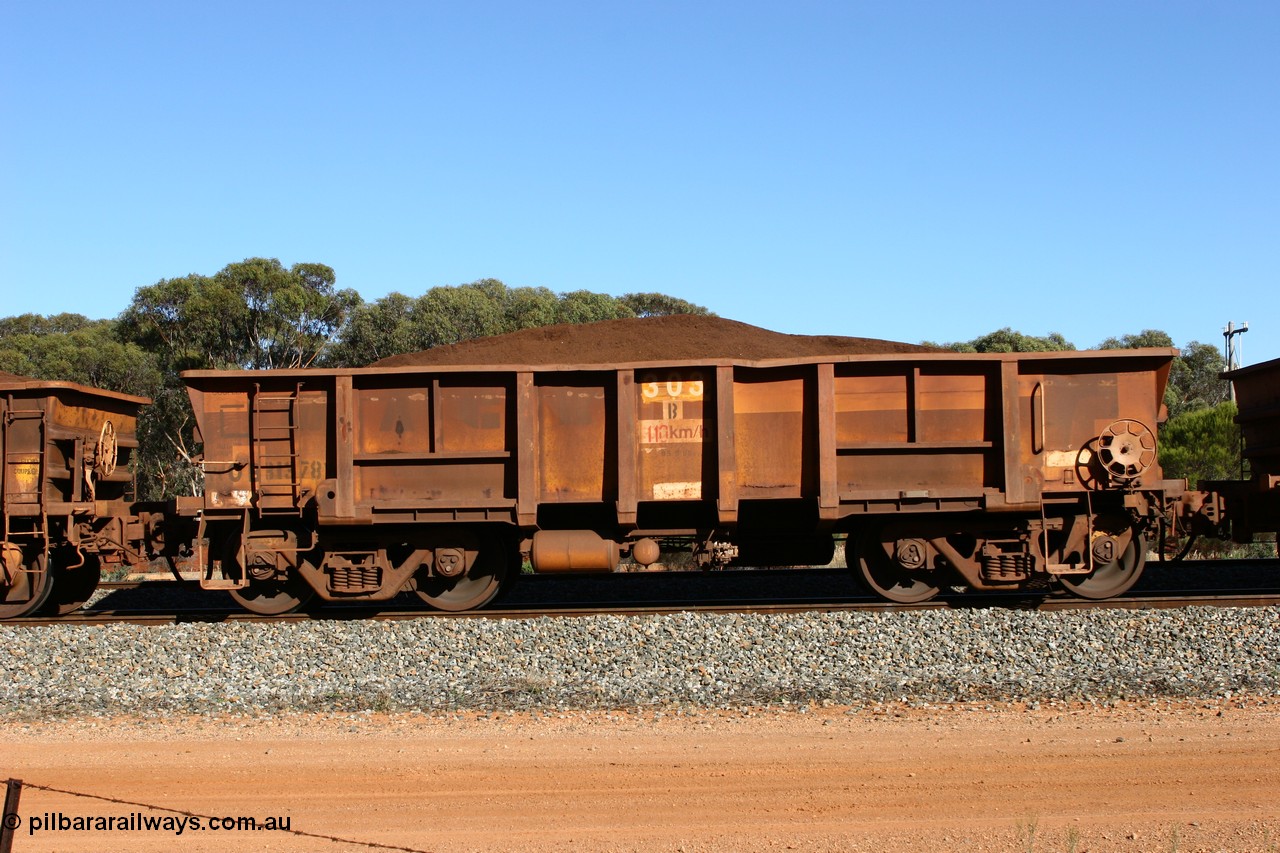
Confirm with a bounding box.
[853,530,940,604]
[1058,522,1148,600]
[0,552,54,620]
[224,535,316,615]
[41,552,102,616]
[230,572,316,615]
[415,539,511,612]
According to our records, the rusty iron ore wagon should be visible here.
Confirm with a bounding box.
[0,373,151,617]
[1200,356,1280,546]
[181,345,1184,613]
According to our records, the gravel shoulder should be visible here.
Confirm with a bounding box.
[3,701,1278,852]
[6,606,1280,717]
[5,603,1279,850]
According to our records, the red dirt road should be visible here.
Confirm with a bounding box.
[3,700,1278,852]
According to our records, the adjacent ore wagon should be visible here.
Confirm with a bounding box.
[182,326,1180,612]
[0,372,149,617]
[1199,356,1280,546]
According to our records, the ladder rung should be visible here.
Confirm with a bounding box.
[250,391,300,511]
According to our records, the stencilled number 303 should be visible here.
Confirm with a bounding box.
[640,372,705,400]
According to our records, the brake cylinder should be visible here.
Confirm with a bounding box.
[529,530,620,573]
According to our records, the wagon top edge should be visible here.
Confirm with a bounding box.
[181,346,1180,380]
[1222,355,1280,381]
[0,375,152,405]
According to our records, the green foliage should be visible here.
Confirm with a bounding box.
[113,258,360,497]
[133,383,205,499]
[327,280,525,367]
[327,279,710,367]
[413,281,511,346]
[503,285,561,329]
[0,312,109,338]
[0,313,177,498]
[1158,401,1241,487]
[321,292,420,366]
[1165,341,1228,418]
[118,258,360,371]
[927,327,1075,353]
[0,314,160,397]
[1096,329,1175,349]
[617,292,714,318]
[554,289,632,325]
[1099,332,1229,419]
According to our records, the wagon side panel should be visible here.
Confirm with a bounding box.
[188,377,332,513]
[833,359,1000,508]
[535,374,614,504]
[2,386,145,514]
[1013,353,1172,498]
[47,389,144,506]
[634,367,711,504]
[349,372,514,514]
[732,367,811,501]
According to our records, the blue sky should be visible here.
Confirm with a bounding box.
[2,1,1276,363]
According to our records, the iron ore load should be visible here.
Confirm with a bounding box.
[180,316,1187,612]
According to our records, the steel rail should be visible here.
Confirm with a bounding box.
[79,556,1280,601]
[93,557,1280,585]
[8,588,1280,628]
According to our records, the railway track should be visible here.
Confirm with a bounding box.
[9,586,1280,628]
[4,559,1274,627]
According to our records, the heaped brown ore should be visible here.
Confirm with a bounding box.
[373,314,939,368]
